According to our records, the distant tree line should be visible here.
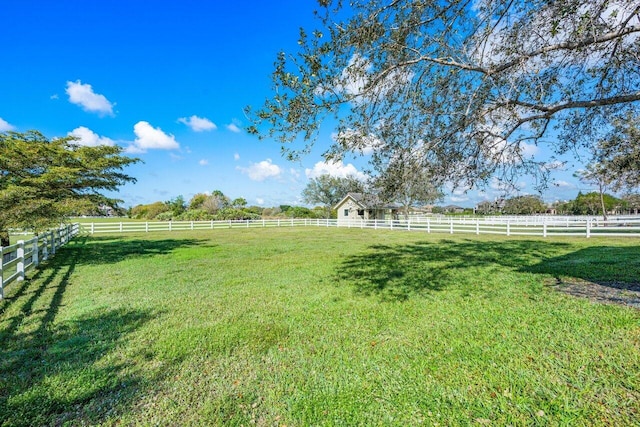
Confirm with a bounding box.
[475,193,640,216]
[127,190,328,221]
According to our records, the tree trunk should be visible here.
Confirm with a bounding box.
[599,183,608,222]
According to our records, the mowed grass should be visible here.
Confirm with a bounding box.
[1,228,639,426]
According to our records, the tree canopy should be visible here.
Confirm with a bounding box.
[593,113,640,191]
[502,195,546,215]
[374,147,444,218]
[248,0,640,190]
[302,174,365,217]
[0,131,138,244]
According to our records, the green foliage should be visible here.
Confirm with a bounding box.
[130,202,170,220]
[373,147,444,218]
[594,112,640,191]
[502,195,546,215]
[0,130,138,242]
[154,211,175,221]
[180,209,213,221]
[244,205,264,215]
[286,206,322,218]
[188,193,208,210]
[570,192,622,215]
[214,208,260,221]
[231,197,247,208]
[166,195,186,217]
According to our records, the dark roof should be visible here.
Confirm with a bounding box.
[334,192,399,210]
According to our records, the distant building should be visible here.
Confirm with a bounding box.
[441,205,465,214]
[334,193,399,225]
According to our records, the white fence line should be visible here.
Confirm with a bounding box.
[79,216,640,238]
[1,224,79,300]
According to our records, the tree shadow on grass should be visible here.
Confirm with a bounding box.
[0,237,161,426]
[523,246,640,307]
[67,234,213,266]
[335,238,640,305]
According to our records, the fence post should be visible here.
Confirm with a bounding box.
[43,236,49,260]
[119,222,123,233]
[146,222,149,232]
[191,221,194,230]
[476,218,480,235]
[32,238,39,267]
[506,220,511,236]
[91,222,95,234]
[169,221,172,232]
[50,231,56,255]
[543,221,547,238]
[427,218,431,233]
[586,219,591,238]
[17,241,25,282]
[408,219,411,231]
[450,218,454,234]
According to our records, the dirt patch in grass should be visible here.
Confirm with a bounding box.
[549,278,640,309]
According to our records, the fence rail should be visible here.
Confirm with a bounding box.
[78,216,640,238]
[1,224,79,300]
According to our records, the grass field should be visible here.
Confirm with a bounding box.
[1,228,639,425]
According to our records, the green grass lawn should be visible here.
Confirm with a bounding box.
[1,228,638,425]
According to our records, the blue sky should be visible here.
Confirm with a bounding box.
[1,0,593,209]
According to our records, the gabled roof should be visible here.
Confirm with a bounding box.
[334,193,367,210]
[333,192,398,210]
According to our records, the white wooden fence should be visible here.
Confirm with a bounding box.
[1,224,79,300]
[79,216,640,238]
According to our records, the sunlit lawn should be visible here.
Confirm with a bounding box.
[1,228,638,425]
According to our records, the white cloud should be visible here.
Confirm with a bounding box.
[199,159,209,166]
[234,153,240,161]
[68,126,115,146]
[256,198,265,205]
[178,115,217,132]
[450,195,469,203]
[127,121,180,153]
[0,117,15,132]
[290,168,301,179]
[305,160,368,181]
[521,142,539,157]
[237,159,282,181]
[554,180,575,188]
[65,80,114,116]
[226,123,242,133]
